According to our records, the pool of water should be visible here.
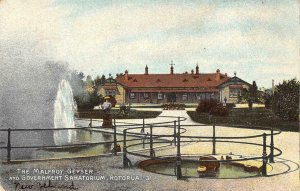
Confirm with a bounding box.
[1,129,169,161]
[141,160,261,178]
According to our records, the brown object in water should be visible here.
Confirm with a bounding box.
[115,144,121,152]
[243,164,261,172]
[198,156,220,171]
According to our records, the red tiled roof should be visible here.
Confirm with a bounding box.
[131,89,218,93]
[116,73,230,88]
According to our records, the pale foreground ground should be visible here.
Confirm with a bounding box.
[0,110,299,191]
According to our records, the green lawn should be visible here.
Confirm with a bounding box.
[187,108,299,132]
[77,109,161,119]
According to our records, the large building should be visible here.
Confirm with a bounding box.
[98,65,250,104]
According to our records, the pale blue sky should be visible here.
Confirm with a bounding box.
[1,0,298,88]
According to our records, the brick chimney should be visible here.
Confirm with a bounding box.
[124,70,129,81]
[170,65,174,74]
[191,69,194,74]
[215,69,220,81]
[170,60,174,74]
[196,64,199,74]
[145,65,148,75]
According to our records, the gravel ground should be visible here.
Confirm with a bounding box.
[0,110,298,191]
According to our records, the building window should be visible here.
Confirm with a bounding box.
[229,88,241,98]
[182,93,188,100]
[157,93,163,100]
[130,93,135,99]
[196,93,201,100]
[144,93,149,98]
[105,90,116,96]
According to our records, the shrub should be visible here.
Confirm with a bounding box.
[196,99,218,113]
[210,103,229,116]
[162,102,185,110]
[272,78,299,121]
[75,92,103,110]
[263,93,272,109]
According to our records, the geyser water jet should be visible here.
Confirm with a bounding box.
[54,79,77,145]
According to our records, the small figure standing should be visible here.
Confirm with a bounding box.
[101,97,112,112]
[101,97,113,128]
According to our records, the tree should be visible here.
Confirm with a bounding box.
[94,75,101,87]
[262,91,273,109]
[238,81,259,110]
[100,75,106,85]
[70,71,101,110]
[69,71,85,97]
[272,78,299,121]
[116,73,123,78]
[86,75,94,86]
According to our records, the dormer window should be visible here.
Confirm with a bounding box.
[156,79,161,83]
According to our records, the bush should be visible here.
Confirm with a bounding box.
[272,78,299,121]
[210,103,229,116]
[162,102,185,110]
[75,92,103,110]
[196,99,229,117]
[196,99,218,113]
[263,93,272,109]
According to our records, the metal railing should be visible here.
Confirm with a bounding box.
[123,117,282,179]
[0,114,283,180]
[0,115,184,163]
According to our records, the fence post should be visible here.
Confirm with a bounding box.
[176,117,182,180]
[173,121,177,146]
[212,122,216,155]
[89,117,92,128]
[150,125,154,158]
[269,128,274,163]
[7,128,11,163]
[123,129,128,168]
[262,133,268,176]
[113,118,117,155]
[142,117,145,133]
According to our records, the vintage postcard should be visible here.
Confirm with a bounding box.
[0,0,299,191]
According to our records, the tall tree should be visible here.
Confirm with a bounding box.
[272,78,299,121]
[239,81,259,110]
[69,71,85,97]
[100,75,106,85]
[86,75,94,86]
[94,75,101,87]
